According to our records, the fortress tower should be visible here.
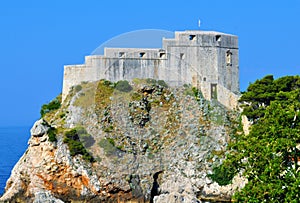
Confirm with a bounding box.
[62,30,239,108]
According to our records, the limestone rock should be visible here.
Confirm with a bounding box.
[33,191,64,203]
[242,115,251,135]
[1,83,246,202]
[30,119,49,137]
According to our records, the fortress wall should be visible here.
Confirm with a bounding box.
[92,57,108,80]
[81,55,163,82]
[195,47,218,84]
[172,31,222,47]
[164,32,221,87]
[217,47,239,93]
[197,81,211,101]
[62,31,240,109]
[62,65,97,101]
[95,58,163,82]
[164,47,217,86]
[216,35,239,94]
[104,48,160,59]
[162,39,176,49]
[163,50,188,86]
[217,85,240,109]
[157,58,167,82]
[231,48,239,93]
[219,35,238,49]
[217,48,228,89]
[85,55,104,66]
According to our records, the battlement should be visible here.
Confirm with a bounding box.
[62,30,240,109]
[163,31,238,48]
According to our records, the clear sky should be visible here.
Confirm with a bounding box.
[0,0,299,127]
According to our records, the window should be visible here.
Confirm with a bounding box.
[180,53,185,59]
[216,35,221,42]
[119,52,125,58]
[139,52,145,58]
[203,77,206,81]
[189,35,196,41]
[226,50,232,66]
[159,53,166,59]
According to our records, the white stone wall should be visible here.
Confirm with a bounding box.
[62,30,240,109]
[217,84,240,109]
[62,65,97,101]
[104,48,161,59]
[217,47,239,93]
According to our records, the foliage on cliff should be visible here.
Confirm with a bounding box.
[47,127,57,142]
[63,127,95,162]
[115,80,133,92]
[215,75,300,202]
[40,95,62,117]
[2,78,247,202]
[239,75,300,122]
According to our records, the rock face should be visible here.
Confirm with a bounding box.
[1,119,100,202]
[0,80,246,202]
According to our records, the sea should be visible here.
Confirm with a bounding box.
[0,126,31,195]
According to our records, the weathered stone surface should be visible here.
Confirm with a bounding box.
[33,191,64,203]
[30,119,49,137]
[242,115,251,135]
[1,83,245,202]
[1,134,101,202]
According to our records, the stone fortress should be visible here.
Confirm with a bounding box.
[62,30,240,108]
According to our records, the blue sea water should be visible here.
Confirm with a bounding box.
[0,127,30,195]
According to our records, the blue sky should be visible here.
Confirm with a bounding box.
[0,0,299,127]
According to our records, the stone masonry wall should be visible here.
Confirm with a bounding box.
[62,65,97,100]
[62,30,240,109]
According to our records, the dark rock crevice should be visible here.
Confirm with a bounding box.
[150,171,163,203]
[127,174,144,200]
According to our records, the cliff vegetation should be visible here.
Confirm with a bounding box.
[211,75,300,202]
[1,78,247,202]
[3,75,300,202]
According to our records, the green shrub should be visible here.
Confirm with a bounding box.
[183,84,194,96]
[131,92,142,101]
[42,120,57,142]
[192,87,204,101]
[157,80,168,88]
[208,164,235,186]
[40,95,62,117]
[103,125,114,133]
[74,126,95,148]
[115,80,133,92]
[98,138,119,156]
[74,85,82,92]
[107,138,115,146]
[145,78,168,87]
[59,112,66,118]
[146,78,156,84]
[102,79,113,87]
[73,126,87,135]
[95,80,115,111]
[47,127,57,142]
[64,128,94,162]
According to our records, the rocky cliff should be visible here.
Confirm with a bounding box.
[0,79,246,202]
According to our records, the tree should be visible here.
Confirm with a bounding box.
[239,75,300,122]
[212,75,300,202]
[233,98,300,202]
